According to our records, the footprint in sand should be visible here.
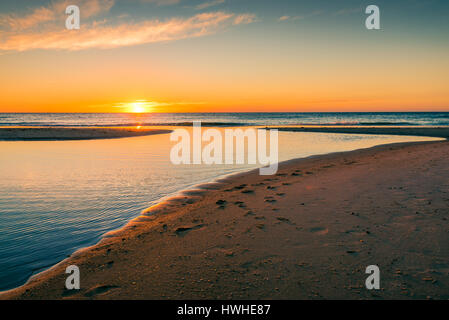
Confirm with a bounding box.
[276,217,293,224]
[251,182,265,186]
[309,227,329,235]
[159,224,168,234]
[234,201,246,208]
[84,285,120,298]
[216,199,227,209]
[174,224,205,237]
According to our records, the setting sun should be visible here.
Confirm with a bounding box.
[128,102,148,113]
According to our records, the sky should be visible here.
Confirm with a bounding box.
[0,0,448,113]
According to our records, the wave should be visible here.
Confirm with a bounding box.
[2,121,447,127]
[1,112,449,127]
[279,121,420,126]
[0,121,247,127]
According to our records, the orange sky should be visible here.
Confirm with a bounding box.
[1,0,448,112]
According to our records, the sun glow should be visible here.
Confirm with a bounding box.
[124,101,153,113]
[130,102,147,113]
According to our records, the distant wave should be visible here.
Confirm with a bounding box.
[310,121,418,126]
[0,121,247,127]
[269,121,423,126]
[1,121,448,127]
[430,114,449,119]
[1,112,449,127]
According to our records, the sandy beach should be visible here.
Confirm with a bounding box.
[0,127,172,140]
[1,127,448,300]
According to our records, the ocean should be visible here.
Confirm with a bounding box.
[1,112,449,127]
[0,112,447,291]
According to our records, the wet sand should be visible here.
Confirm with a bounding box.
[1,130,448,299]
[0,127,172,140]
[272,126,449,139]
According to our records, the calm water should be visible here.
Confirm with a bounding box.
[0,117,445,291]
[1,112,449,127]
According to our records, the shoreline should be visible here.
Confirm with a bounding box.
[0,127,172,140]
[271,126,449,139]
[2,126,449,141]
[1,133,449,299]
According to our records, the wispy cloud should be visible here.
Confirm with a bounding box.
[99,99,207,112]
[196,0,225,10]
[278,15,305,22]
[233,13,256,25]
[113,99,206,107]
[278,10,322,22]
[0,0,114,30]
[0,0,256,52]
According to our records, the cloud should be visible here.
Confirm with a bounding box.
[278,15,304,22]
[0,0,255,52]
[0,0,114,30]
[233,13,256,25]
[109,99,206,110]
[278,10,322,22]
[195,0,225,10]
[0,11,256,52]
